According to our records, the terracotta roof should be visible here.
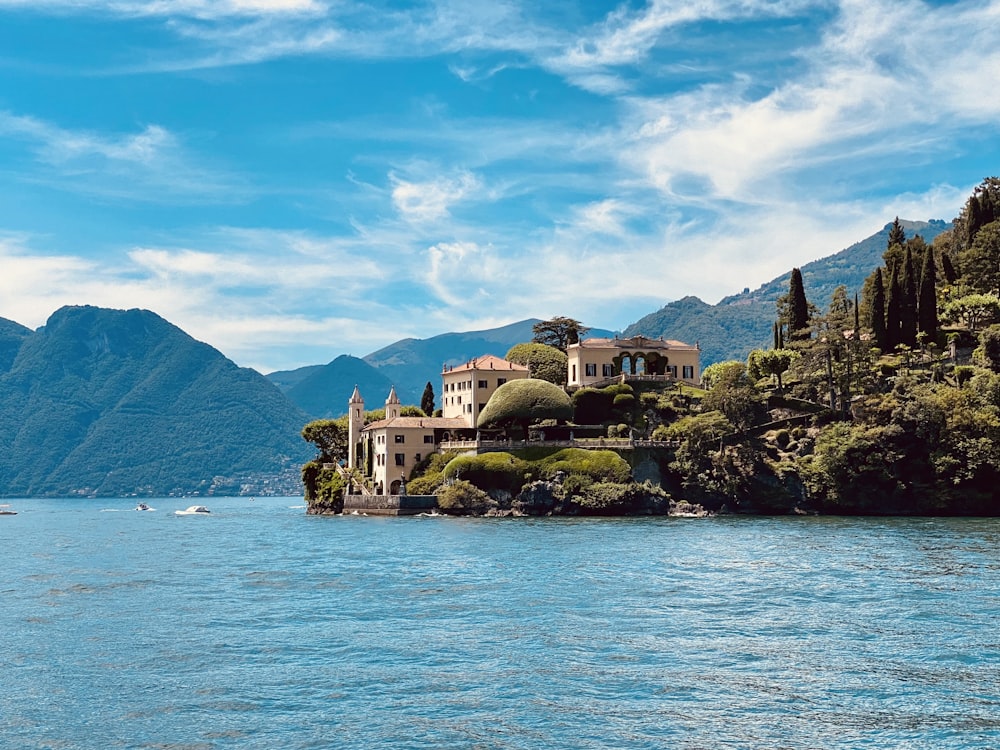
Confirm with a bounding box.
[362,416,469,432]
[571,336,697,350]
[442,354,528,374]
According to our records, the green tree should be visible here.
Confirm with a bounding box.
[886,263,902,349]
[505,342,568,385]
[420,381,435,416]
[943,293,1000,333]
[531,316,590,353]
[900,247,918,347]
[868,267,888,351]
[701,360,764,432]
[301,417,350,463]
[888,216,906,248]
[917,246,938,341]
[973,325,1000,372]
[477,378,573,438]
[784,267,810,339]
[959,220,1000,295]
[953,177,1000,252]
[748,348,800,391]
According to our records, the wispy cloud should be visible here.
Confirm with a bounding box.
[0,111,246,203]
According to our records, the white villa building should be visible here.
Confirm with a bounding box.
[440,354,529,426]
[566,335,700,388]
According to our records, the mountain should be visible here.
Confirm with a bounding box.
[624,219,950,366]
[0,306,311,498]
[0,316,32,374]
[283,355,394,419]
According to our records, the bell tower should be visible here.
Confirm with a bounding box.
[348,385,364,469]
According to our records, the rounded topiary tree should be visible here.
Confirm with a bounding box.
[477,378,573,438]
[505,342,568,385]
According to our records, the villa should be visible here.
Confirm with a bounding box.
[566,335,700,388]
[346,335,700,496]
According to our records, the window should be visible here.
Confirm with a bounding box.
[458,395,462,404]
[498,377,506,386]
[603,364,615,377]
[394,434,405,444]
[683,365,694,380]
[423,434,435,444]
[668,365,678,378]
[571,365,576,381]
[395,453,405,466]
[585,363,597,377]
[467,404,472,413]
[478,380,487,389]
[414,453,421,463]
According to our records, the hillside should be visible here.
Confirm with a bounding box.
[625,219,950,365]
[0,317,32,373]
[0,306,311,497]
[283,355,394,419]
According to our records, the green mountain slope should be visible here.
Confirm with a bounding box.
[0,316,32,374]
[284,355,395,419]
[624,219,950,366]
[0,306,311,497]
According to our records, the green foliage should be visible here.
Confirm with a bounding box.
[701,360,746,391]
[534,448,631,484]
[437,480,494,515]
[918,247,938,340]
[301,460,345,510]
[572,387,611,424]
[784,267,811,339]
[973,325,1000,373]
[505,342,568,385]
[662,412,733,450]
[575,481,668,515]
[943,294,1000,333]
[420,381,435,416]
[612,392,635,409]
[442,452,532,494]
[406,450,459,495]
[301,417,349,463]
[747,348,799,390]
[531,316,590,353]
[477,378,573,436]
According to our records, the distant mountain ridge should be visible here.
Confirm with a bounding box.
[624,219,950,366]
[0,306,311,497]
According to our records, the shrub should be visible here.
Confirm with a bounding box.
[639,392,659,409]
[442,452,532,494]
[536,448,631,484]
[775,429,791,448]
[478,379,573,437]
[505,343,568,385]
[613,393,636,409]
[406,451,460,495]
[575,481,668,515]
[437,480,494,515]
[573,387,612,424]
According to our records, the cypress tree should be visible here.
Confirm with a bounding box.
[420,381,435,416]
[918,247,938,340]
[788,267,810,339]
[870,267,888,351]
[888,216,906,248]
[886,264,902,350]
[941,252,958,284]
[854,292,860,334]
[900,247,918,347]
[773,321,780,350]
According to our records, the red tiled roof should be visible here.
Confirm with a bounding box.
[362,416,469,432]
[442,354,528,374]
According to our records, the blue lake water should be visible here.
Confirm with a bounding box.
[2,496,999,749]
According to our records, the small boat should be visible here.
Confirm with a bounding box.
[175,505,210,515]
[135,503,155,512]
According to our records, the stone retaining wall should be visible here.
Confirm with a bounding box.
[343,494,438,516]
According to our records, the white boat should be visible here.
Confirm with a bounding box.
[175,505,210,515]
[135,503,155,511]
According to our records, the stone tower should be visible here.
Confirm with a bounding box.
[347,385,364,469]
[385,386,401,421]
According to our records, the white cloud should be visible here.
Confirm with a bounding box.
[390,171,481,223]
[0,0,323,17]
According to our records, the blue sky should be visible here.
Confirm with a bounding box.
[0,0,997,373]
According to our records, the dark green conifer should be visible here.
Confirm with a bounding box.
[420,381,435,416]
[870,267,888,351]
[900,247,918,347]
[941,252,958,284]
[886,264,902,350]
[918,247,938,340]
[888,216,906,248]
[788,267,810,339]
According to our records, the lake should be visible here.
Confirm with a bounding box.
[2,496,998,749]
